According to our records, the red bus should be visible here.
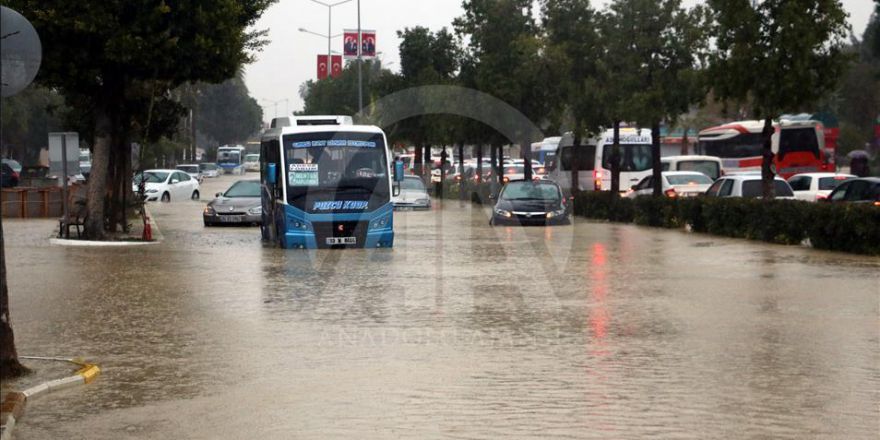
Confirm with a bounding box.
[697,119,834,179]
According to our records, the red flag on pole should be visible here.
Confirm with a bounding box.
[330,55,342,78]
[317,55,329,80]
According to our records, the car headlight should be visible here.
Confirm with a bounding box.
[415,198,429,205]
[495,209,512,218]
[546,209,566,219]
[204,206,215,215]
[146,189,158,193]
[369,215,391,230]
[247,206,262,215]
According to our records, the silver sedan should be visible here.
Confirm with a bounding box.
[203,179,263,226]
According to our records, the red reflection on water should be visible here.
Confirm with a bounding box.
[589,242,610,354]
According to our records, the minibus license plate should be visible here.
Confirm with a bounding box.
[326,237,356,245]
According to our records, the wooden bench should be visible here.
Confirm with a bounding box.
[59,199,88,238]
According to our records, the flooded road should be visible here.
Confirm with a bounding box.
[4,174,879,439]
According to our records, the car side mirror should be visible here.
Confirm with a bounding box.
[171,178,180,184]
[215,192,223,198]
[394,160,404,182]
[489,192,497,201]
[267,163,277,185]
[631,185,637,190]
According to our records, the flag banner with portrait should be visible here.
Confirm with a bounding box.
[343,29,376,59]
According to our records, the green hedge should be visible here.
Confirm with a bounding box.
[572,192,880,255]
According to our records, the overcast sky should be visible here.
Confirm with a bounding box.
[245,0,876,121]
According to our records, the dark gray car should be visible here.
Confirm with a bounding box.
[203,179,262,226]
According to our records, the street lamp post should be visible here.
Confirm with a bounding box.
[303,0,354,80]
[357,0,363,113]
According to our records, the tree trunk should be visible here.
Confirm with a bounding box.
[571,129,582,195]
[523,137,533,181]
[84,107,113,239]
[414,142,423,179]
[457,141,465,201]
[761,116,775,199]
[611,121,621,195]
[651,122,663,197]
[424,145,432,184]
[476,144,483,183]
[681,128,690,155]
[0,215,30,379]
[490,141,498,194]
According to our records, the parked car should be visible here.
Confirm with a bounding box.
[1,163,20,188]
[392,176,431,209]
[490,180,570,226]
[704,174,795,199]
[176,164,203,182]
[625,171,714,198]
[787,172,855,202]
[133,169,200,202]
[661,155,723,180]
[244,154,260,172]
[2,158,22,174]
[199,162,221,178]
[824,177,880,205]
[203,179,262,226]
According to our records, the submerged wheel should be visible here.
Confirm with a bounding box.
[191,190,200,200]
[161,192,170,203]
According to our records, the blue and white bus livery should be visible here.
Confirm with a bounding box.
[260,116,403,249]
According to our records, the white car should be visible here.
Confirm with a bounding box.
[392,176,431,209]
[133,169,200,202]
[176,164,203,183]
[704,174,795,199]
[787,172,855,202]
[625,171,714,198]
[661,155,723,180]
[199,162,221,178]
[244,154,260,172]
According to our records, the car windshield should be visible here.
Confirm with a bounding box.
[224,180,261,197]
[501,182,560,201]
[676,161,720,180]
[667,174,713,185]
[818,176,852,191]
[741,180,794,198]
[199,163,218,171]
[177,166,198,173]
[139,171,168,183]
[245,154,260,162]
[401,178,426,191]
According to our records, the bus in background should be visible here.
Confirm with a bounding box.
[546,127,654,193]
[697,119,833,179]
[217,145,246,175]
[259,115,402,249]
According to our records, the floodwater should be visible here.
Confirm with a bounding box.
[3,174,879,439]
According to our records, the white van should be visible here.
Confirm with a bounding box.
[660,155,723,180]
[545,128,654,193]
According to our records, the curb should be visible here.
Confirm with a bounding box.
[0,357,101,440]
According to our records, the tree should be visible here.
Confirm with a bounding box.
[707,0,850,198]
[8,0,274,238]
[542,0,604,194]
[195,76,264,147]
[604,0,709,196]
[0,86,68,165]
[455,0,549,181]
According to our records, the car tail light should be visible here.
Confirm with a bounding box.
[12,171,19,180]
[593,170,602,190]
[503,176,509,183]
[816,194,827,201]
[665,188,678,198]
